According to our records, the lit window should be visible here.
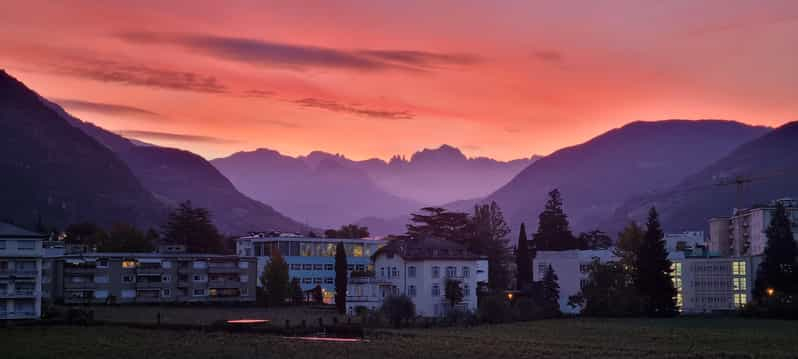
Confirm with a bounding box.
[352,245,364,257]
[733,261,746,276]
[733,277,746,291]
[122,260,137,269]
[734,293,747,307]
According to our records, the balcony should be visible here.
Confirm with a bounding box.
[135,280,164,289]
[207,266,240,274]
[64,266,96,274]
[0,290,37,298]
[136,267,164,275]
[63,281,96,290]
[208,280,242,289]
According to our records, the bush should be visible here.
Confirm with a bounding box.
[516,297,544,321]
[380,295,416,328]
[478,295,514,324]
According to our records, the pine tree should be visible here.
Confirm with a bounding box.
[534,189,577,251]
[263,248,290,306]
[335,241,349,314]
[470,201,512,290]
[290,278,304,305]
[516,223,531,290]
[162,201,224,253]
[753,202,798,303]
[541,265,561,317]
[445,278,464,309]
[634,207,676,317]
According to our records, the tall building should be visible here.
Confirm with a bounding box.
[664,231,705,252]
[346,238,488,316]
[235,233,387,303]
[670,254,760,313]
[0,223,47,320]
[709,198,798,256]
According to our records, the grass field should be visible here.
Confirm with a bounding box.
[3,317,798,358]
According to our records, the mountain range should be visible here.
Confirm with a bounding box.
[211,146,537,228]
[0,70,307,235]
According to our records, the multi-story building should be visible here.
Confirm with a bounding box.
[235,233,387,303]
[346,238,488,317]
[671,254,761,313]
[1,222,47,320]
[664,231,705,252]
[48,251,257,304]
[709,198,798,256]
[533,250,617,314]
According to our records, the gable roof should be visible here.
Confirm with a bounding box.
[374,237,484,261]
[0,222,47,238]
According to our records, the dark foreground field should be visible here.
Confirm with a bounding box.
[3,317,797,358]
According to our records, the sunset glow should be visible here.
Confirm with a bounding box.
[2,1,796,160]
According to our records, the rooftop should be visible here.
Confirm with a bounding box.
[0,222,48,239]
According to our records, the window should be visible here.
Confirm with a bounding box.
[352,244,364,257]
[579,263,590,273]
[324,264,334,271]
[161,261,172,269]
[463,284,470,297]
[432,284,440,296]
[733,277,746,291]
[391,267,399,278]
[301,242,314,256]
[241,287,249,296]
[193,261,207,269]
[313,264,323,271]
[537,263,547,275]
[161,275,171,283]
[380,267,385,278]
[324,277,334,284]
[121,289,136,298]
[347,264,354,271]
[356,264,365,271]
[734,293,747,307]
[462,267,470,278]
[17,241,34,250]
[193,289,207,297]
[94,275,109,284]
[122,275,135,283]
[408,285,417,297]
[193,274,207,282]
[302,264,313,270]
[122,260,137,269]
[302,277,312,284]
[240,275,249,283]
[0,240,5,250]
[94,290,109,299]
[314,277,322,284]
[432,266,440,278]
[162,289,171,297]
[446,266,456,278]
[408,266,416,278]
[97,259,109,268]
[238,261,249,269]
[291,264,302,270]
[732,261,746,276]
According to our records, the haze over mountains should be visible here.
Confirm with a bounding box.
[0,70,307,234]
[211,146,538,228]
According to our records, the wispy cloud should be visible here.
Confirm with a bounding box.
[262,119,301,128]
[294,97,414,120]
[241,89,276,98]
[118,32,480,72]
[532,50,563,63]
[117,129,238,144]
[52,98,160,118]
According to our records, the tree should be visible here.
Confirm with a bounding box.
[311,285,324,304]
[753,202,798,304]
[634,207,677,317]
[381,295,415,328]
[406,207,471,241]
[97,224,155,252]
[262,248,290,306]
[65,222,107,249]
[445,279,464,309]
[470,201,512,290]
[533,189,577,252]
[162,201,224,253]
[325,224,370,239]
[290,278,304,305]
[540,265,561,317]
[515,223,532,290]
[334,241,348,314]
[578,230,613,250]
[615,222,645,272]
[568,260,641,316]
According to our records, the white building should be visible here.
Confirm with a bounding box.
[533,250,617,314]
[346,238,487,317]
[664,231,705,253]
[1,223,46,320]
[709,198,798,256]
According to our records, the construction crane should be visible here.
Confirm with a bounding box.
[714,169,791,211]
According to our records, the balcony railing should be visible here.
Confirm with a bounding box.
[208,280,242,289]
[207,266,240,274]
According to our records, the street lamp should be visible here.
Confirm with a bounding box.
[767,288,775,297]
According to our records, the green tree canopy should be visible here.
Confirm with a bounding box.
[541,265,561,317]
[578,230,613,250]
[325,224,370,239]
[754,202,798,303]
[262,248,290,306]
[534,189,578,251]
[634,207,677,317]
[515,222,532,290]
[615,222,645,271]
[406,207,471,241]
[568,260,642,316]
[445,278,465,309]
[65,222,107,249]
[381,295,416,328]
[334,241,348,314]
[470,202,512,290]
[97,224,155,252]
[162,201,224,253]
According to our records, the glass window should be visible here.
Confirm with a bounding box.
[352,244,364,257]
[161,261,172,269]
[463,284,470,297]
[291,264,302,270]
[193,289,206,296]
[315,243,326,257]
[192,261,207,269]
[122,260,137,269]
[446,266,456,278]
[314,277,322,284]
[324,264,334,271]
[313,264,323,271]
[347,264,354,271]
[462,267,470,278]
[408,266,416,278]
[0,240,5,250]
[162,289,171,297]
[432,284,440,296]
[97,259,109,268]
[733,277,746,291]
[325,277,334,284]
[301,242,314,256]
[356,264,365,271]
[94,275,109,284]
[380,267,385,278]
[289,242,300,256]
[325,243,336,256]
[391,267,399,277]
[17,241,34,250]
[408,285,416,297]
[302,277,312,284]
[432,266,440,278]
[278,241,290,256]
[302,264,313,270]
[122,275,135,283]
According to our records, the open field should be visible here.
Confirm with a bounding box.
[3,317,798,358]
[63,305,347,326]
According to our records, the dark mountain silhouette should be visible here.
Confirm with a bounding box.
[43,100,308,235]
[211,149,422,229]
[480,120,770,237]
[0,70,166,230]
[605,121,798,233]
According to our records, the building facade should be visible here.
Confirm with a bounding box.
[709,198,798,256]
[670,255,761,313]
[664,231,705,252]
[346,238,488,317]
[1,223,47,320]
[533,250,617,314]
[48,252,257,304]
[235,233,387,303]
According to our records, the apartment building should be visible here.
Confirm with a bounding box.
[670,254,761,313]
[664,231,705,252]
[709,198,798,256]
[346,237,488,317]
[533,250,618,314]
[1,222,47,320]
[49,251,257,304]
[235,233,387,303]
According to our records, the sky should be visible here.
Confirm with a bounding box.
[2,0,797,161]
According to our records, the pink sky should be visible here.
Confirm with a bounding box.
[2,0,796,160]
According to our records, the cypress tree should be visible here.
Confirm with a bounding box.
[516,223,532,289]
[541,265,561,317]
[635,207,677,317]
[534,189,577,250]
[753,202,798,303]
[335,241,349,314]
[263,248,290,306]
